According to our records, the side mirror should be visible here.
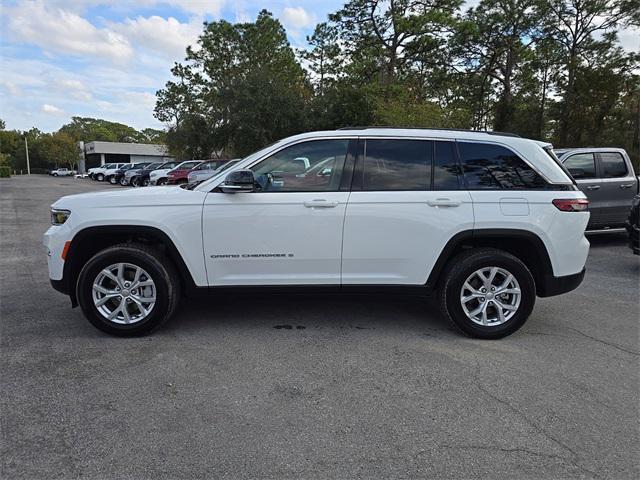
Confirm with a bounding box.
[220,169,255,193]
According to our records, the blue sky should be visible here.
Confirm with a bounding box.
[0,0,638,133]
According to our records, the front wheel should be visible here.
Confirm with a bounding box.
[53,173,58,176]
[142,178,150,187]
[96,173,105,182]
[77,244,181,336]
[131,176,140,187]
[440,249,535,339]
[157,178,167,186]
[109,176,117,184]
[120,176,129,186]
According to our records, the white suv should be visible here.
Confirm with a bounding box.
[44,128,590,338]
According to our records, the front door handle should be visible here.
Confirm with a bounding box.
[427,198,461,207]
[620,184,634,189]
[304,199,339,208]
[586,185,600,190]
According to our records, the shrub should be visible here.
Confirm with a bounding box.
[0,166,11,178]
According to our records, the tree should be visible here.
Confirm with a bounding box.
[453,1,542,131]
[155,10,311,158]
[540,0,634,145]
[58,117,157,144]
[300,23,341,96]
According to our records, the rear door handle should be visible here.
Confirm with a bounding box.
[427,198,461,207]
[620,184,634,189]
[586,185,600,190]
[304,199,339,208]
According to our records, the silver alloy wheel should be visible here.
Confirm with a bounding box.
[460,266,521,326]
[92,262,156,324]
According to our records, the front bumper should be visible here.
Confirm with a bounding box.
[537,268,586,297]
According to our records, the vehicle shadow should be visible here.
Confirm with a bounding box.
[162,292,457,337]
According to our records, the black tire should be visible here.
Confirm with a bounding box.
[53,173,58,176]
[120,176,129,186]
[439,248,535,339]
[96,173,104,182]
[109,176,117,184]
[76,243,181,336]
[157,178,167,186]
[131,176,140,187]
[142,177,150,187]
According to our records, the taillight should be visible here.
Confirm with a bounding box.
[552,199,589,212]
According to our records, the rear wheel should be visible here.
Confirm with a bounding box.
[131,176,140,187]
[53,173,58,176]
[120,176,129,186]
[142,177,150,186]
[157,178,167,186]
[109,176,117,184]
[77,243,181,336]
[440,248,535,339]
[96,173,104,182]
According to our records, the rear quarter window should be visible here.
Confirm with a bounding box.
[458,142,550,190]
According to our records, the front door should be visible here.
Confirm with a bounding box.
[202,138,354,285]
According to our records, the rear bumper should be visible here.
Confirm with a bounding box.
[538,268,585,297]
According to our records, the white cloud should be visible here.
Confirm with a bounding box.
[42,104,64,115]
[58,79,93,102]
[110,15,201,59]
[281,7,315,30]
[0,79,22,96]
[618,26,640,53]
[6,1,133,63]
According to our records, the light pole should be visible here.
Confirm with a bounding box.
[24,136,31,175]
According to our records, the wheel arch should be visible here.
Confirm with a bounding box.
[62,225,197,306]
[426,229,554,296]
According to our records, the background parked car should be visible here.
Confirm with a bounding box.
[150,160,200,185]
[131,161,178,187]
[105,163,147,185]
[188,159,240,185]
[49,167,75,176]
[89,163,127,181]
[558,148,638,230]
[167,159,234,185]
[124,162,163,186]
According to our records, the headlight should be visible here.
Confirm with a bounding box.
[51,208,71,225]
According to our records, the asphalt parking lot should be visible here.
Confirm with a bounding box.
[1,174,638,479]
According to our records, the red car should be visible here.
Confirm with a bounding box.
[166,161,204,185]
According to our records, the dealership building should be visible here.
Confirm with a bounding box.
[78,141,174,172]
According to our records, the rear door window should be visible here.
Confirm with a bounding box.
[458,142,549,189]
[362,139,432,191]
[600,152,628,178]
[563,153,597,179]
[433,141,460,190]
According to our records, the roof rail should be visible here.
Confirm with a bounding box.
[335,126,521,138]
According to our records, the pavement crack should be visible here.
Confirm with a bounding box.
[474,364,602,479]
[565,327,639,356]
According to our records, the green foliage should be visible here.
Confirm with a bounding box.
[59,117,159,144]
[0,166,11,178]
[155,10,311,158]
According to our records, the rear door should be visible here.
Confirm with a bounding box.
[562,152,604,226]
[341,138,473,285]
[597,151,637,227]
